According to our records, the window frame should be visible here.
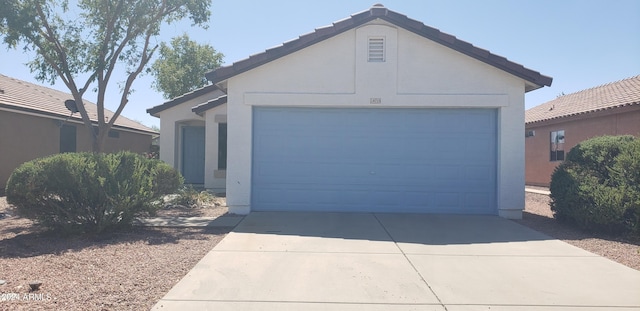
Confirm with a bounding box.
[218,123,227,170]
[550,130,565,162]
[108,129,120,138]
[60,124,77,153]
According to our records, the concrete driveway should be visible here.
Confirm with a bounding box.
[152,212,640,311]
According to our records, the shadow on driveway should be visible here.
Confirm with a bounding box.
[154,211,640,310]
[230,212,554,246]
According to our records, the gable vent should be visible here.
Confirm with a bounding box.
[368,37,385,62]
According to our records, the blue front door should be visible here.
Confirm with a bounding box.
[182,126,205,184]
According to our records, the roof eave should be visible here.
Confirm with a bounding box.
[192,95,228,116]
[526,101,640,125]
[0,103,157,135]
[146,84,220,116]
[205,5,552,90]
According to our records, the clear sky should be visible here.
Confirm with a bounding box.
[2,0,639,128]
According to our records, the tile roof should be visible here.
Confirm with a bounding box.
[525,75,640,124]
[147,84,220,116]
[192,95,227,116]
[0,74,156,134]
[205,4,552,92]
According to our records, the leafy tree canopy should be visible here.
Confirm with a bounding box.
[151,34,223,99]
[0,0,211,151]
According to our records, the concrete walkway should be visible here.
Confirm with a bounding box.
[135,215,244,228]
[153,212,640,310]
[525,187,551,195]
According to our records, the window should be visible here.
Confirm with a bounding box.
[60,124,77,153]
[368,37,385,62]
[218,123,227,170]
[92,126,119,138]
[550,130,565,161]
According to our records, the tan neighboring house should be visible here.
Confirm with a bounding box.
[525,75,640,186]
[0,74,157,194]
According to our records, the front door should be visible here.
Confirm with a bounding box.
[181,126,205,184]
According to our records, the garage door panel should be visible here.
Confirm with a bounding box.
[464,193,494,211]
[431,192,460,207]
[464,165,494,181]
[465,139,495,158]
[252,107,496,214]
[431,165,461,181]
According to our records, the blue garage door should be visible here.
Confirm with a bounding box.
[252,107,497,214]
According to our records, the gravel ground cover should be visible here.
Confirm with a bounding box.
[0,197,229,311]
[1,192,639,310]
[516,192,640,271]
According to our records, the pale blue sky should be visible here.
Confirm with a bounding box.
[2,0,639,128]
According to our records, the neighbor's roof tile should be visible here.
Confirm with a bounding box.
[0,74,155,134]
[525,75,640,124]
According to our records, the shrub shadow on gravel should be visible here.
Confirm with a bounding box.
[517,211,640,247]
[0,217,229,259]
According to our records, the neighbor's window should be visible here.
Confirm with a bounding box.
[108,130,120,138]
[60,124,77,153]
[368,37,385,62]
[550,130,565,161]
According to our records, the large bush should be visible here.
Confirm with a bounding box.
[6,152,183,234]
[550,135,640,236]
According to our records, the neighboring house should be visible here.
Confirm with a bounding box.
[150,4,552,218]
[525,75,640,187]
[0,74,157,194]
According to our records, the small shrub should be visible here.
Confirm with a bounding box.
[5,151,183,234]
[610,139,640,235]
[169,186,217,208]
[146,144,160,159]
[550,135,640,236]
[152,159,183,196]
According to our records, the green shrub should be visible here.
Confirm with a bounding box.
[169,186,217,208]
[5,151,183,234]
[550,135,640,236]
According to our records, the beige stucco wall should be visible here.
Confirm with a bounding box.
[525,105,640,186]
[224,19,531,218]
[204,104,227,192]
[155,88,227,190]
[0,109,153,194]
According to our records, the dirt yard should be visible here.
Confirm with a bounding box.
[516,192,640,271]
[0,198,230,310]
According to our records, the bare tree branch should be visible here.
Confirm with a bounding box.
[1,0,211,152]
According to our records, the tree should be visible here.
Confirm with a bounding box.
[150,33,223,99]
[0,0,211,152]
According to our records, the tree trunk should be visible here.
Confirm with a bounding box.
[92,125,108,153]
[92,137,103,153]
